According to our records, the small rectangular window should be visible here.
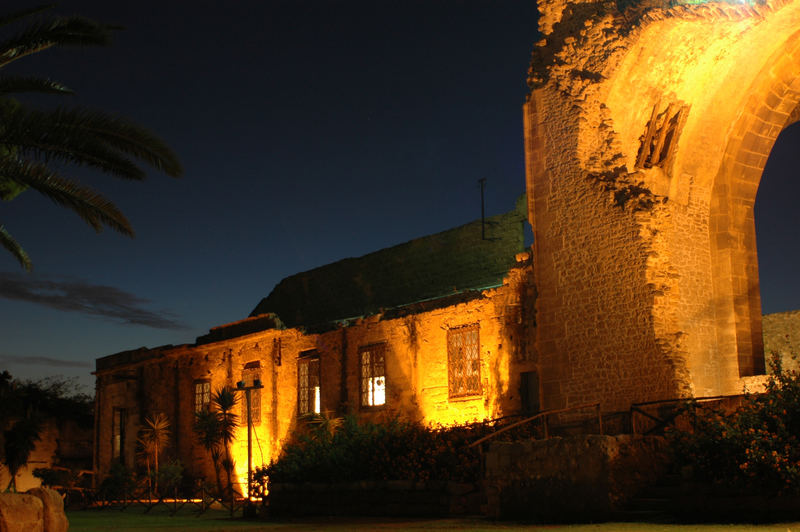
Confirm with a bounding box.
[298,351,320,415]
[447,324,481,398]
[112,408,126,463]
[241,361,261,426]
[194,380,211,413]
[360,344,386,407]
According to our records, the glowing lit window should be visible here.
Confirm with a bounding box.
[359,344,386,407]
[447,324,481,398]
[193,380,211,412]
[298,351,321,415]
[241,361,261,426]
[112,407,126,463]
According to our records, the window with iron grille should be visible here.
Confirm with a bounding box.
[447,324,481,398]
[298,351,320,415]
[241,361,261,426]
[359,343,386,407]
[112,407,126,463]
[193,379,211,413]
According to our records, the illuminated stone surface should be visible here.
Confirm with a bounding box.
[94,213,536,492]
[0,493,43,532]
[525,0,800,412]
[93,0,800,496]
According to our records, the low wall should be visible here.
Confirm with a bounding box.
[268,480,481,517]
[484,434,669,521]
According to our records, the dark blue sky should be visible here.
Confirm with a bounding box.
[0,1,797,392]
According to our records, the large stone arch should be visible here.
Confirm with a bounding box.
[525,0,800,412]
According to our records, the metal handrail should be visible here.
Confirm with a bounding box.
[630,393,749,435]
[468,402,602,448]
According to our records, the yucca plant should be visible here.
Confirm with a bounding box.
[0,5,182,270]
[137,412,170,495]
[193,408,224,495]
[211,387,238,494]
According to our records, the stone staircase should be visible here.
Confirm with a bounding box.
[613,473,683,522]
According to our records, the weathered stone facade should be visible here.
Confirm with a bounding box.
[93,0,800,493]
[525,0,800,412]
[762,310,800,369]
[94,206,537,490]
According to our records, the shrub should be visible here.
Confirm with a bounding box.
[33,467,74,488]
[254,416,495,491]
[98,462,136,500]
[668,354,800,495]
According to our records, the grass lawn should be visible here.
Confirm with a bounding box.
[66,508,800,532]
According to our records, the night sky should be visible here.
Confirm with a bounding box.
[0,1,797,392]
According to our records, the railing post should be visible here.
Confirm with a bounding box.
[597,405,603,435]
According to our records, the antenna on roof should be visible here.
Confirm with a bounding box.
[479,178,487,240]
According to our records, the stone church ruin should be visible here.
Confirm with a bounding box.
[94,0,800,497]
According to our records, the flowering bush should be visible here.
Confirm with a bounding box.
[668,354,800,494]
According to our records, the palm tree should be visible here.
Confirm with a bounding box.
[194,387,239,501]
[0,5,182,270]
[211,387,239,496]
[193,408,224,495]
[137,413,170,496]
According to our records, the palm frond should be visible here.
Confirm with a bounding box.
[0,159,133,235]
[0,224,31,271]
[0,16,113,69]
[0,5,55,29]
[0,76,72,95]
[1,105,149,180]
[59,108,183,177]
[212,387,239,413]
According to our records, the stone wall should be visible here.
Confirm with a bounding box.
[762,310,800,370]
[94,259,535,490]
[268,480,480,517]
[525,0,800,412]
[0,419,91,492]
[484,435,669,520]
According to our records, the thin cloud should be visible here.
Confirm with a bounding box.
[0,273,189,330]
[0,354,91,368]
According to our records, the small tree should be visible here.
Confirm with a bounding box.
[194,408,224,495]
[3,411,42,492]
[0,373,91,492]
[193,387,239,501]
[137,413,170,495]
[212,387,239,496]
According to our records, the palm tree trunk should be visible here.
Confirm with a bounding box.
[6,472,16,492]
[212,455,222,496]
[153,442,159,495]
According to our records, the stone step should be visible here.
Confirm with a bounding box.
[626,497,672,512]
[609,508,673,523]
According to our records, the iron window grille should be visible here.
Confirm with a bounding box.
[359,343,386,407]
[298,350,321,415]
[193,379,211,413]
[112,407,126,463]
[447,324,482,398]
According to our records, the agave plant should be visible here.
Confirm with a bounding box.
[0,5,182,270]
